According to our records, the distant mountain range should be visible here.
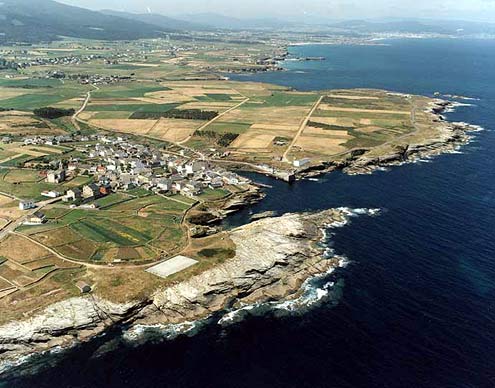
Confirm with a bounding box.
[0,0,171,43]
[174,13,297,30]
[100,10,210,32]
[0,0,494,44]
[329,19,495,35]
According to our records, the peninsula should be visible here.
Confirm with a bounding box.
[0,33,478,369]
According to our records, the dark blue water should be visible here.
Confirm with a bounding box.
[4,39,495,388]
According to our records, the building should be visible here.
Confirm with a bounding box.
[41,191,61,198]
[82,183,100,199]
[19,200,35,210]
[293,158,311,168]
[24,211,46,225]
[46,169,66,184]
[99,185,110,196]
[66,188,82,201]
[75,281,91,294]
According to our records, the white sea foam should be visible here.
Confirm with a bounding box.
[217,208,379,325]
[0,353,34,375]
[122,319,206,346]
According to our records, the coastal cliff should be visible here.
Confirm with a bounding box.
[284,99,478,179]
[0,209,352,369]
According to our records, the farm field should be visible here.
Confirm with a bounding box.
[18,193,193,264]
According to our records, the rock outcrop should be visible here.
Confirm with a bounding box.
[295,100,478,178]
[139,210,344,325]
[0,209,348,369]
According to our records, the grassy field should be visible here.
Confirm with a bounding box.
[20,193,192,264]
[0,167,65,200]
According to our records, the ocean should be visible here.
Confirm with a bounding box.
[3,39,495,388]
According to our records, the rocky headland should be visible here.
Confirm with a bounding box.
[0,209,357,370]
[296,99,479,178]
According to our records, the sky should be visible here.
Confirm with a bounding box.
[58,0,495,23]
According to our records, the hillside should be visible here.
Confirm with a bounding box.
[0,0,171,43]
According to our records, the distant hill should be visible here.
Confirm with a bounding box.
[101,10,209,31]
[0,0,171,43]
[329,19,495,35]
[177,13,296,30]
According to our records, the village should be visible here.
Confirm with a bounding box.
[11,132,251,225]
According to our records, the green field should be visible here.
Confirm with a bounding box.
[197,188,230,201]
[0,78,63,88]
[0,154,35,167]
[94,193,132,208]
[86,103,179,112]
[250,92,318,107]
[203,122,251,135]
[19,192,192,262]
[314,109,411,121]
[0,81,88,110]
[91,85,169,99]
[196,94,233,102]
[71,217,150,246]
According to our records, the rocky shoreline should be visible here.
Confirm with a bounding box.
[0,209,359,372]
[295,100,478,178]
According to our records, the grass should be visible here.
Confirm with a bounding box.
[196,94,233,102]
[198,248,235,260]
[71,217,150,246]
[204,122,251,135]
[50,117,78,133]
[94,193,131,208]
[314,110,411,121]
[251,92,318,107]
[86,103,178,113]
[22,193,191,261]
[3,169,41,183]
[0,154,35,167]
[197,188,230,201]
[0,78,62,88]
[42,207,73,219]
[92,85,169,99]
[91,111,131,119]
[63,175,94,188]
[0,171,65,200]
[0,84,85,110]
[107,194,191,213]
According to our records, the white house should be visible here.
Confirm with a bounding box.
[24,211,46,225]
[41,191,61,198]
[293,158,311,168]
[19,200,36,210]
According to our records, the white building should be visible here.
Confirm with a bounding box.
[19,200,36,210]
[293,158,311,168]
[41,191,61,198]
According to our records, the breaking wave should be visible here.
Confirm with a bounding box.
[217,208,380,326]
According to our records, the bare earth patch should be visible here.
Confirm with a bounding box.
[147,119,204,142]
[89,119,157,134]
